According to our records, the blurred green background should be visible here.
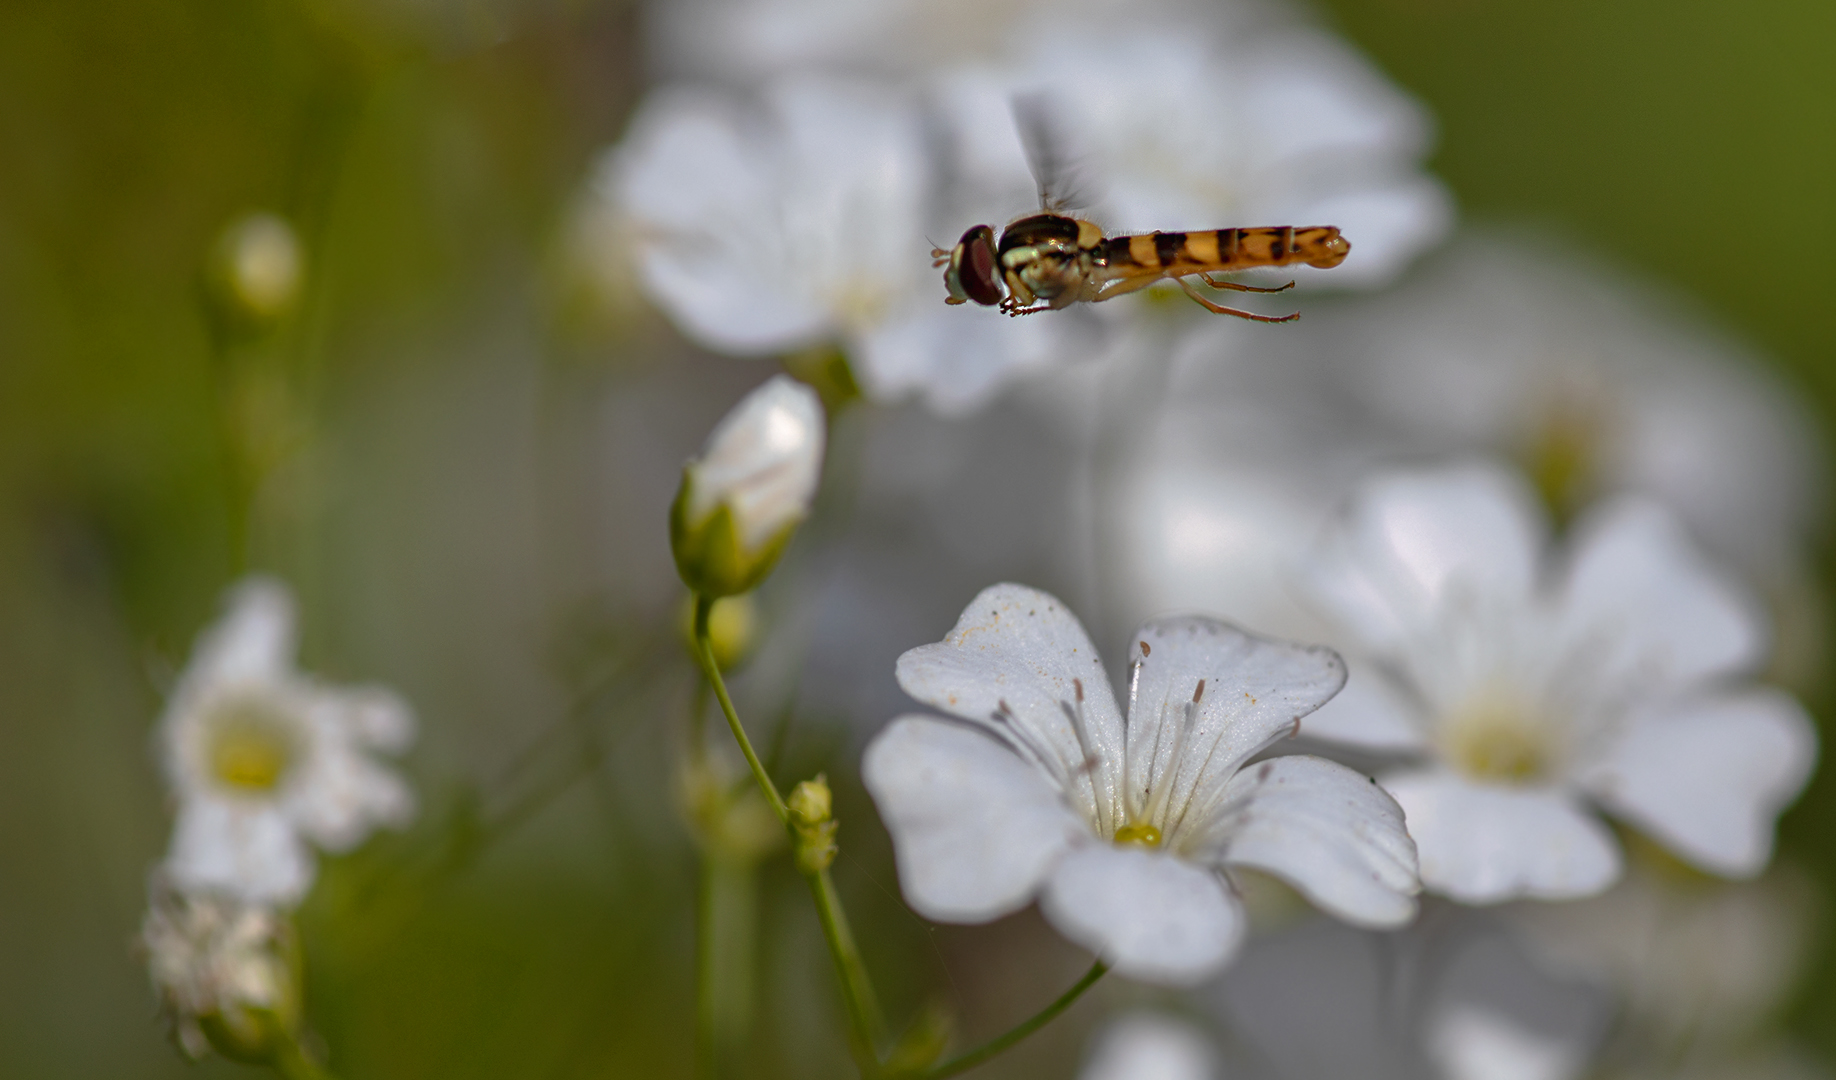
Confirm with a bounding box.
[0,0,1831,1075]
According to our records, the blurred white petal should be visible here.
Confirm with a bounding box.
[1585,690,1816,877]
[1554,498,1767,692]
[1383,771,1621,903]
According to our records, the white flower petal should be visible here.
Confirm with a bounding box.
[1125,616,1346,831]
[1308,464,1545,654]
[165,798,315,906]
[861,715,1085,923]
[1554,498,1767,692]
[1299,663,1430,751]
[1384,771,1620,903]
[1584,690,1816,877]
[1079,1013,1217,1080]
[1039,844,1243,986]
[183,577,296,691]
[896,584,1126,831]
[1212,755,1418,927]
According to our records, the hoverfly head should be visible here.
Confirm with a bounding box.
[941,224,1003,306]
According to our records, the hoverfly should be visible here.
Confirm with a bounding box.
[932,97,1350,323]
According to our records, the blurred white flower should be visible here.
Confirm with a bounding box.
[934,21,1451,289]
[159,578,416,906]
[610,76,1075,415]
[1302,464,1817,903]
[140,884,298,1061]
[863,582,1418,985]
[1080,1012,1217,1080]
[1319,235,1825,578]
[1214,912,1609,1080]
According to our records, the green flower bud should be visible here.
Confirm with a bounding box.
[788,774,838,875]
[678,592,760,671]
[672,376,825,598]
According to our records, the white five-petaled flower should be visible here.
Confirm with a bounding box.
[1302,464,1817,904]
[159,578,416,907]
[610,77,1075,415]
[862,583,1419,985]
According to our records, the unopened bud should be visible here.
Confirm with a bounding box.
[678,592,760,671]
[788,774,838,874]
[211,213,303,325]
[140,885,301,1064]
[671,376,825,598]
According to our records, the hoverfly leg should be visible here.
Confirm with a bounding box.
[1177,276,1299,323]
[1198,273,1296,294]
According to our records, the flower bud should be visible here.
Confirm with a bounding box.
[140,885,301,1064]
[210,213,304,325]
[671,376,825,598]
[677,592,760,671]
[788,774,838,875]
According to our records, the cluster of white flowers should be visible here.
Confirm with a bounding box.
[590,0,1450,415]
[599,3,1824,1074]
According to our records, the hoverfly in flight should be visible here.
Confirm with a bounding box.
[932,97,1350,323]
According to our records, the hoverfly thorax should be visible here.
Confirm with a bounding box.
[940,224,1003,307]
[997,213,1103,309]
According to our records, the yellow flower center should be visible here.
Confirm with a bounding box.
[1442,695,1551,784]
[1113,822,1163,848]
[207,701,301,792]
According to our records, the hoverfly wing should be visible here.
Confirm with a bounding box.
[1011,91,1104,214]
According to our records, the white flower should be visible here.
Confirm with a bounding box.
[611,76,1075,415]
[1302,464,1817,903]
[1080,1013,1217,1080]
[159,578,416,906]
[1316,235,1825,578]
[140,884,298,1061]
[932,20,1451,289]
[673,374,826,596]
[1213,912,1609,1080]
[862,583,1418,985]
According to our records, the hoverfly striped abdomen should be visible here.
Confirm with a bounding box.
[1098,226,1350,274]
[938,224,1003,307]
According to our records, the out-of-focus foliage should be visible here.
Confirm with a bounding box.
[0,0,1832,1076]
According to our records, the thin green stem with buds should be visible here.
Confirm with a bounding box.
[918,961,1108,1080]
[693,595,788,825]
[692,592,885,1077]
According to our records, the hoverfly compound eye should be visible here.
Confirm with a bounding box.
[943,225,1004,307]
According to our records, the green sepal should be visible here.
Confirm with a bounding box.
[669,470,799,598]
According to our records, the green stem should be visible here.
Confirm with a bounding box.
[693,593,887,1077]
[692,594,787,825]
[919,961,1108,1080]
[808,866,886,1077]
[272,1038,339,1080]
[697,851,760,1080]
